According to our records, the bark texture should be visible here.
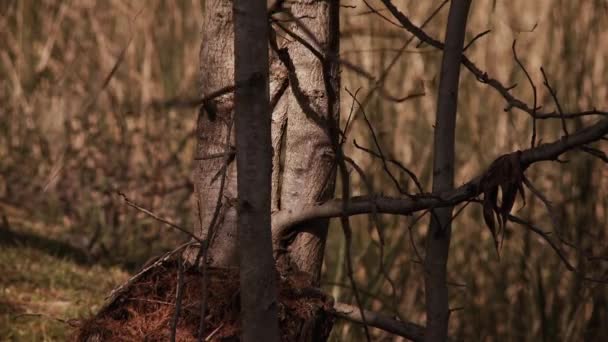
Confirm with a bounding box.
[191,0,238,268]
[274,0,340,284]
[233,0,280,341]
[192,1,338,340]
[424,1,471,341]
[193,0,339,280]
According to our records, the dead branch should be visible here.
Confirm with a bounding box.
[540,67,569,137]
[508,215,608,284]
[511,40,538,147]
[118,192,201,243]
[170,259,185,342]
[272,118,608,232]
[379,0,608,120]
[344,156,401,320]
[346,88,419,197]
[331,302,425,342]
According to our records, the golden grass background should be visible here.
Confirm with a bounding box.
[1,0,606,340]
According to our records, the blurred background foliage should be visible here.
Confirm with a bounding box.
[0,0,606,340]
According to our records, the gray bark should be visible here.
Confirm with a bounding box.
[191,0,238,268]
[424,1,471,341]
[275,0,340,284]
[192,1,338,339]
[233,0,280,341]
[193,0,339,281]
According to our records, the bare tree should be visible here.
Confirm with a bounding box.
[424,2,471,341]
[233,0,280,341]
[77,1,608,341]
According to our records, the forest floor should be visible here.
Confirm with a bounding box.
[0,222,129,341]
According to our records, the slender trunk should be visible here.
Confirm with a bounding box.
[233,1,280,341]
[424,1,471,341]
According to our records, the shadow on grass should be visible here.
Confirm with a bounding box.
[0,215,92,266]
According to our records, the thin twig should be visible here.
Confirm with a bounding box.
[194,149,235,161]
[342,87,362,145]
[170,259,185,342]
[118,192,201,243]
[346,88,416,197]
[512,40,539,148]
[540,67,569,137]
[353,140,424,194]
[350,0,448,125]
[380,0,608,121]
[579,145,608,163]
[408,210,429,264]
[344,156,402,321]
[508,214,608,284]
[197,118,234,342]
[463,29,491,51]
[14,313,76,327]
[361,0,404,28]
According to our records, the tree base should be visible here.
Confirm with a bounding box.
[74,256,334,341]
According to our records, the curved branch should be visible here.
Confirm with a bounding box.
[272,118,608,232]
[331,302,425,342]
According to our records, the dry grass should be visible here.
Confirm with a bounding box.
[0,0,607,340]
[0,245,128,341]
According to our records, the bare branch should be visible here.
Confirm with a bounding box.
[463,29,491,52]
[344,156,400,319]
[331,302,425,342]
[353,140,424,194]
[346,88,416,197]
[196,117,234,342]
[335,133,371,341]
[272,118,608,231]
[170,260,185,342]
[361,0,404,28]
[118,192,201,243]
[579,145,608,163]
[508,215,608,284]
[344,0,448,130]
[540,67,569,137]
[380,0,608,120]
[512,40,539,147]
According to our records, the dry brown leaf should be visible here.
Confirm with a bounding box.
[480,151,525,254]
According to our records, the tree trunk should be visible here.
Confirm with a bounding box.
[79,0,339,341]
[192,0,339,280]
[192,0,339,340]
[190,0,239,268]
[233,0,280,341]
[424,1,471,341]
[273,0,340,285]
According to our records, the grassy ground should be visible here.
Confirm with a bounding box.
[0,245,128,341]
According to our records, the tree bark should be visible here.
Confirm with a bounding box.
[190,0,239,268]
[233,1,280,341]
[275,0,340,285]
[424,1,471,341]
[192,1,338,340]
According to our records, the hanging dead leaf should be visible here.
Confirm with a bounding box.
[480,151,526,254]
